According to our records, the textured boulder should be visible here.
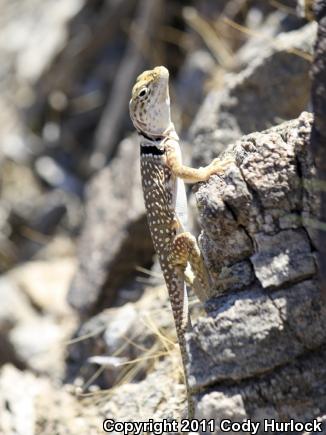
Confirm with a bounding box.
[195,112,318,294]
[190,23,316,166]
[68,136,154,315]
[189,281,325,389]
[187,112,326,427]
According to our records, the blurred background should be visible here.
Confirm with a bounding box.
[0,0,317,431]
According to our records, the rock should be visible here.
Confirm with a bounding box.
[35,156,83,196]
[0,259,77,376]
[0,364,44,435]
[0,365,99,435]
[239,10,307,67]
[0,161,42,214]
[190,23,316,166]
[196,392,247,434]
[186,112,326,424]
[188,280,326,390]
[0,277,36,367]
[195,112,317,293]
[23,189,83,237]
[34,235,76,260]
[68,136,154,315]
[0,0,84,84]
[9,318,69,378]
[0,0,85,166]
[0,160,82,263]
[9,258,76,316]
[0,277,35,329]
[0,161,43,269]
[194,347,326,432]
[98,355,186,420]
[251,229,315,288]
[103,303,138,353]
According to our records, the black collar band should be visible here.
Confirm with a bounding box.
[140,145,165,156]
[139,131,163,142]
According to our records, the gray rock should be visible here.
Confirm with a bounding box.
[0,277,36,368]
[0,277,35,329]
[9,258,76,317]
[0,0,85,165]
[0,268,75,376]
[0,365,40,435]
[188,281,326,390]
[195,112,317,293]
[99,355,186,421]
[187,111,326,424]
[68,136,154,315]
[9,318,68,378]
[251,229,315,288]
[239,10,307,67]
[196,392,247,434]
[190,23,316,167]
[0,364,99,435]
[195,347,326,433]
[0,0,84,83]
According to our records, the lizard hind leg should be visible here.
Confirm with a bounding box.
[168,232,210,302]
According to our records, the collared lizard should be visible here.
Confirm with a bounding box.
[129,65,232,418]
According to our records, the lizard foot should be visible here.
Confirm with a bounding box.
[196,157,234,181]
[207,156,235,175]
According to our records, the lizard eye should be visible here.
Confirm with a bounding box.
[138,87,148,99]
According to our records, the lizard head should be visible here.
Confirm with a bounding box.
[129,66,172,138]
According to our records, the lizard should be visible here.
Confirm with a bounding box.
[129,65,232,419]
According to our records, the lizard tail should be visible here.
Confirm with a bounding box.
[168,270,194,418]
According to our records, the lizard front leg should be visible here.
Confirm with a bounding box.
[165,139,233,183]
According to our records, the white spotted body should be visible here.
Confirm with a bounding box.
[140,136,190,334]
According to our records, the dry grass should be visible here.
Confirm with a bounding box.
[65,285,186,413]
